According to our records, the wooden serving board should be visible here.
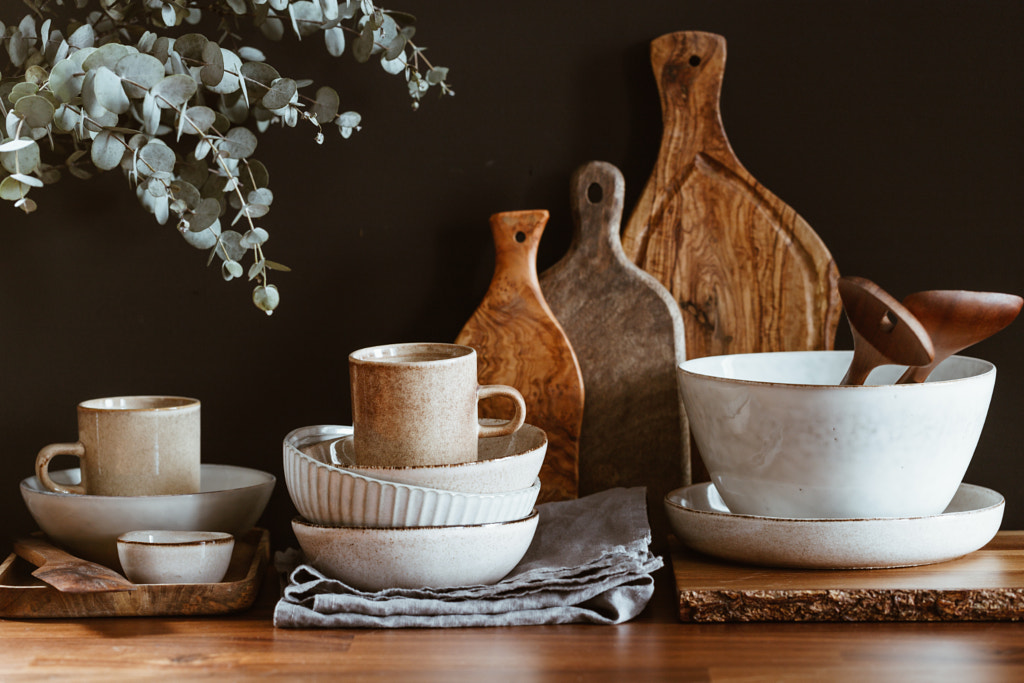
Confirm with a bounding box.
[623,30,841,361]
[0,528,269,618]
[539,161,689,503]
[621,30,842,480]
[672,531,1024,622]
[457,210,584,502]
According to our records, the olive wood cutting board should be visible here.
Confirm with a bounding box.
[621,30,842,480]
[672,531,1024,622]
[539,161,689,503]
[0,528,268,618]
[456,210,584,501]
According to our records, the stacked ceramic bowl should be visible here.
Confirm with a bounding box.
[283,422,546,591]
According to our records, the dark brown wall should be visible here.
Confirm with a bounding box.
[1,1,1021,552]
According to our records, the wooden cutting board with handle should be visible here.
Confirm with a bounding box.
[539,160,689,503]
[622,31,842,479]
[456,210,584,502]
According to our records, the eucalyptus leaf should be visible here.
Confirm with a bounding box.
[1,139,41,174]
[205,48,242,95]
[47,58,84,103]
[262,78,296,111]
[221,126,258,159]
[9,172,42,188]
[426,66,449,85]
[82,43,133,71]
[170,179,201,210]
[199,41,225,86]
[352,25,374,63]
[173,33,208,61]
[181,217,220,249]
[239,61,280,103]
[90,130,126,170]
[324,26,345,57]
[0,175,28,200]
[240,226,270,246]
[151,74,198,109]
[115,53,166,99]
[190,197,221,232]
[139,141,176,175]
[92,66,130,114]
[216,229,247,261]
[67,23,95,50]
[181,105,216,135]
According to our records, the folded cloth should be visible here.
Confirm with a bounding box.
[273,486,664,628]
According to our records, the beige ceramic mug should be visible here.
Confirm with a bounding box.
[349,343,527,467]
[35,396,201,496]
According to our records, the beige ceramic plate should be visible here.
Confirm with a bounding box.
[665,482,1004,569]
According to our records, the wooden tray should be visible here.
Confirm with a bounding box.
[672,531,1024,622]
[0,528,269,618]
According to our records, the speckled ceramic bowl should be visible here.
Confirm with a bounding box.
[117,530,235,584]
[284,426,541,527]
[678,351,995,519]
[292,511,539,590]
[296,423,546,494]
[21,465,274,569]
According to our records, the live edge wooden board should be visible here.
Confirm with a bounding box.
[672,531,1024,622]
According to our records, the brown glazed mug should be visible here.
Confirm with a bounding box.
[349,343,527,467]
[35,396,201,496]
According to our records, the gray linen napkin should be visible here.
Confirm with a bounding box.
[273,486,664,628]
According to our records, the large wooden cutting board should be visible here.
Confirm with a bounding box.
[622,30,841,361]
[539,161,689,505]
[456,210,584,502]
[622,31,841,480]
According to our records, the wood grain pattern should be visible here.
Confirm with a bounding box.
[0,528,268,618]
[539,161,689,505]
[0,548,1022,679]
[622,30,840,360]
[673,531,1024,622]
[456,210,584,501]
[13,535,136,593]
[622,31,841,480]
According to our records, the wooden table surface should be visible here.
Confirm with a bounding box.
[0,542,1021,681]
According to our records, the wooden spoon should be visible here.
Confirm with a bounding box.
[838,276,934,385]
[897,290,1023,383]
[14,536,137,593]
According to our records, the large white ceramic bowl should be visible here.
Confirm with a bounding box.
[284,426,540,527]
[21,464,275,569]
[677,351,996,519]
[292,511,539,591]
[297,423,546,493]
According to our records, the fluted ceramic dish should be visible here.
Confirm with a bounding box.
[298,422,547,493]
[284,426,541,527]
[665,482,1004,569]
[292,511,539,590]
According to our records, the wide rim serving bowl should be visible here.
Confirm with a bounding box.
[677,350,996,519]
[295,423,546,493]
[284,426,541,527]
[292,510,539,591]
[21,464,275,569]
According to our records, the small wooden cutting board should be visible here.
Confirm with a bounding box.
[456,210,584,501]
[539,161,689,502]
[622,30,841,362]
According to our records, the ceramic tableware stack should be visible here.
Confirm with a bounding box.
[20,396,275,572]
[665,283,1021,569]
[283,342,547,591]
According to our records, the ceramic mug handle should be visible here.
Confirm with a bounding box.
[35,442,87,495]
[476,384,527,438]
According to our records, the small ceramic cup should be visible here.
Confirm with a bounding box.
[349,343,527,466]
[116,530,235,584]
[36,396,201,496]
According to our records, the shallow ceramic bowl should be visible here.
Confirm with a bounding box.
[292,511,539,591]
[284,426,540,527]
[117,530,235,584]
[298,423,546,494]
[678,351,995,519]
[664,482,1004,569]
[21,464,274,569]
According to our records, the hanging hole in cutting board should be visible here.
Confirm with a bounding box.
[586,182,603,204]
[688,55,701,66]
[514,231,526,243]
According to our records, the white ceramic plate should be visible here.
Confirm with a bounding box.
[664,482,1004,569]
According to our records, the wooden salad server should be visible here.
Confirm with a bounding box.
[14,536,136,593]
[621,31,841,478]
[456,210,584,501]
[897,290,1023,383]
[837,276,934,385]
[539,161,689,501]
